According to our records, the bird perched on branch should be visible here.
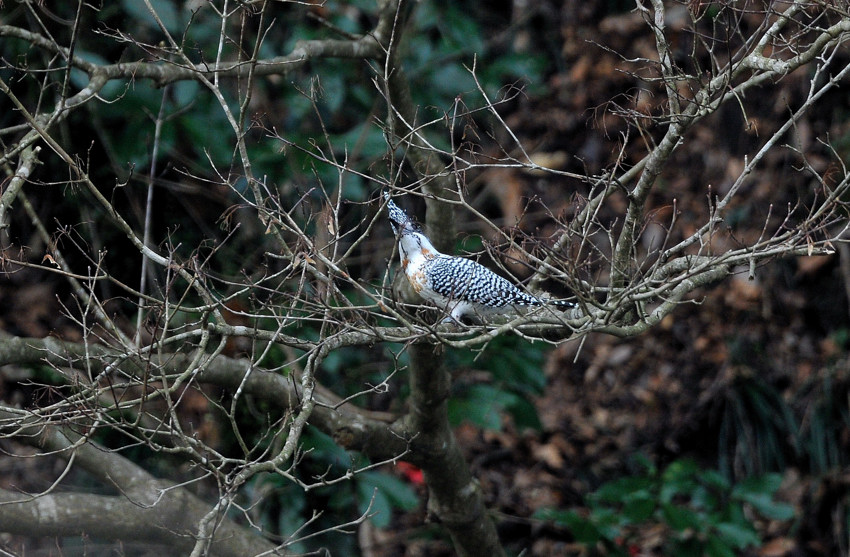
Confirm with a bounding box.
[384,192,575,324]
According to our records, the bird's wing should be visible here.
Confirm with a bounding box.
[427,256,538,308]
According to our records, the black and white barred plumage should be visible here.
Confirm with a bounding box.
[384,192,575,323]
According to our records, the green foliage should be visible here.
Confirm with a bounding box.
[535,458,795,557]
[449,384,538,431]
[244,474,310,553]
[797,366,850,473]
[120,0,182,34]
[717,339,850,478]
[447,335,547,431]
[717,373,799,477]
[356,470,420,528]
[408,3,548,101]
[302,428,420,529]
[245,427,420,551]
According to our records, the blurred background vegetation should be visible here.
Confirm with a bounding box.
[2,0,850,555]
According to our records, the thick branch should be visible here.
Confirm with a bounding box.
[0,336,410,459]
[0,24,383,87]
[0,488,271,556]
[398,343,506,557]
[0,145,40,231]
[0,408,275,557]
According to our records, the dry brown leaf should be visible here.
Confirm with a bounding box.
[41,253,58,267]
[795,254,833,276]
[531,441,565,469]
[723,275,762,310]
[758,537,796,556]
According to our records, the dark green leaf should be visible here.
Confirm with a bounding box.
[535,509,605,545]
[357,481,392,528]
[622,493,656,522]
[737,493,796,521]
[661,503,702,532]
[705,536,736,557]
[733,473,782,497]
[506,395,542,431]
[660,459,699,503]
[360,471,419,511]
[448,384,515,430]
[121,0,183,34]
[594,476,654,503]
[732,474,795,520]
[355,471,419,528]
[714,522,760,549]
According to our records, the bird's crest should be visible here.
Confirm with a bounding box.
[383,191,422,236]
